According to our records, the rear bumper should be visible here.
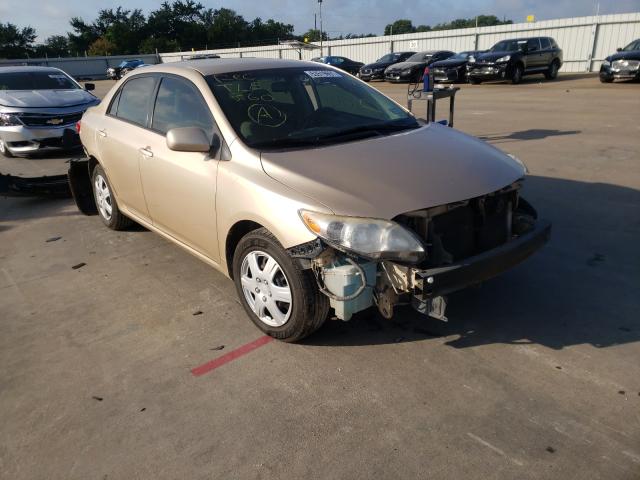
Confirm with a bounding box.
[411,219,551,299]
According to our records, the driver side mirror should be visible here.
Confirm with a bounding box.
[616,47,623,52]
[167,127,218,155]
[84,83,95,91]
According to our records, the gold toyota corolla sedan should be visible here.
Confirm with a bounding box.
[69,58,550,342]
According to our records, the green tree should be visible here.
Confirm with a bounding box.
[33,35,71,57]
[301,28,328,42]
[384,19,415,35]
[0,22,36,58]
[88,37,117,56]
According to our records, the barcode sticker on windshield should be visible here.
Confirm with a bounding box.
[304,70,342,78]
[48,75,67,79]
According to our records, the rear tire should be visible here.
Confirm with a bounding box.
[92,165,132,230]
[600,76,613,83]
[232,228,329,342]
[0,139,15,157]
[544,60,560,80]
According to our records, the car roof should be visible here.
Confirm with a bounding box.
[137,58,329,76]
[0,66,64,74]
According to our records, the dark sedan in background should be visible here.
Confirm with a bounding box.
[430,51,486,83]
[311,56,364,75]
[106,59,147,80]
[600,39,640,82]
[359,51,416,81]
[384,50,455,83]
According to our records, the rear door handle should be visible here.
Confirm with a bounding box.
[139,147,153,158]
[97,129,107,137]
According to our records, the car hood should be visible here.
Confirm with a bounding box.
[607,50,640,61]
[431,59,467,68]
[362,61,393,70]
[386,61,425,71]
[475,51,514,62]
[0,89,97,108]
[260,124,525,219]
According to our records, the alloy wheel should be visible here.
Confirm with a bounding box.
[94,174,113,221]
[240,250,292,327]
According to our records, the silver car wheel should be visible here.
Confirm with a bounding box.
[94,174,113,221]
[240,250,292,327]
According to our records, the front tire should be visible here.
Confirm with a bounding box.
[469,78,481,85]
[0,139,15,157]
[233,228,329,342]
[511,64,524,84]
[92,165,132,230]
[600,75,613,83]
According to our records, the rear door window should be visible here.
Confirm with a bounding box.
[540,38,551,50]
[151,76,215,140]
[114,76,157,127]
[527,38,541,52]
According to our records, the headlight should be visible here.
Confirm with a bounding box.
[468,57,476,63]
[0,113,22,126]
[496,55,511,63]
[299,210,425,263]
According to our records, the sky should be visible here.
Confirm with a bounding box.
[2,0,639,42]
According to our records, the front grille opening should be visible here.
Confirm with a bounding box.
[396,185,531,267]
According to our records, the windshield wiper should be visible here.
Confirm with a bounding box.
[318,122,419,141]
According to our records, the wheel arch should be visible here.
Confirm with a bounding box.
[225,220,265,279]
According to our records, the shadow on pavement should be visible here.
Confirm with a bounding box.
[477,129,581,143]
[303,175,640,351]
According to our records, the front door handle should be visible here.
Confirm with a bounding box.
[139,147,153,158]
[97,129,107,137]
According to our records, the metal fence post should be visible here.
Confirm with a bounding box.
[587,20,601,72]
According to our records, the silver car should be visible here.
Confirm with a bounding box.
[0,66,100,157]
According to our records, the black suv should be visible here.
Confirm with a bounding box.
[467,37,563,84]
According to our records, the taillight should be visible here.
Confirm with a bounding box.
[75,121,81,134]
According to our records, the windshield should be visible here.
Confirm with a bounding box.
[623,40,640,51]
[377,53,401,63]
[406,52,433,62]
[450,51,472,60]
[490,40,527,52]
[0,71,78,90]
[207,67,418,149]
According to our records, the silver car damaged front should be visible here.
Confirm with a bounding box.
[0,67,99,156]
[264,124,549,322]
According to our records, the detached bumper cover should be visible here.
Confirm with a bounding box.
[413,219,551,299]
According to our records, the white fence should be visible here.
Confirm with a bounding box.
[0,54,161,79]
[160,12,640,73]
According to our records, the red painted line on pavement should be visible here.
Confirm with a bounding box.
[191,335,274,377]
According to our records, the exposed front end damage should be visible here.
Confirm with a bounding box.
[291,182,551,322]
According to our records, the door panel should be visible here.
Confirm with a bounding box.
[97,115,151,222]
[139,75,220,261]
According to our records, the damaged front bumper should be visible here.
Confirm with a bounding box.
[293,189,551,322]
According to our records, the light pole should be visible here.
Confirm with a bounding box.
[318,0,323,56]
